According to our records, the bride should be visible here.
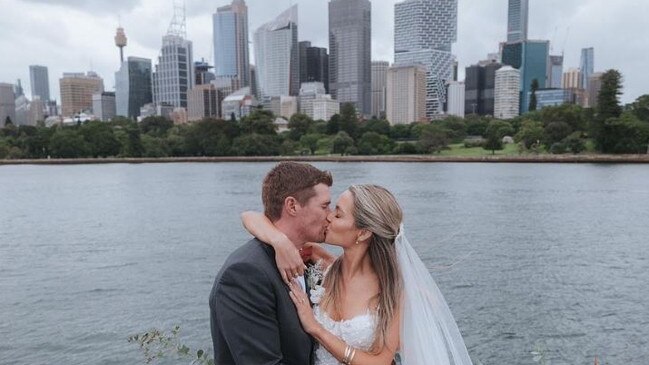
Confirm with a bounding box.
[242,184,473,365]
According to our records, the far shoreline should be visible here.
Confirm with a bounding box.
[2,154,649,165]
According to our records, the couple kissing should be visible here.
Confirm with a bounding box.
[210,162,472,365]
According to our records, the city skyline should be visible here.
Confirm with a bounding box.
[2,0,648,105]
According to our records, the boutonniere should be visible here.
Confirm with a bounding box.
[305,259,325,304]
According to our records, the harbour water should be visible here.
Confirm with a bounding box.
[1,162,647,364]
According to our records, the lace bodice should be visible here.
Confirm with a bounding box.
[313,306,378,365]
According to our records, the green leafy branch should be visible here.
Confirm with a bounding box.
[127,325,214,365]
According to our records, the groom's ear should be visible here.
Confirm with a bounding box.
[284,196,299,217]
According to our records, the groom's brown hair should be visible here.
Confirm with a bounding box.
[262,162,332,221]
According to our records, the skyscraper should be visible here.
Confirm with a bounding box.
[548,55,563,89]
[507,0,528,43]
[59,72,104,117]
[299,41,329,93]
[152,4,193,109]
[194,59,216,86]
[115,57,153,118]
[371,61,389,118]
[580,47,594,89]
[502,40,549,113]
[562,68,582,89]
[254,5,299,100]
[494,66,520,119]
[386,64,427,125]
[29,65,50,102]
[464,60,501,116]
[445,81,465,117]
[329,0,372,116]
[0,83,16,125]
[92,92,116,121]
[586,72,603,108]
[213,0,250,88]
[394,0,457,117]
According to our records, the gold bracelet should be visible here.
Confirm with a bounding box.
[342,345,352,364]
[348,347,357,364]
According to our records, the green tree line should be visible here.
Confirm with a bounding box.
[1,69,648,159]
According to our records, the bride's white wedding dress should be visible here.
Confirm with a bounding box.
[313,306,377,365]
[307,225,473,365]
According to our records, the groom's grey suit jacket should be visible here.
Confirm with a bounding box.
[210,238,314,365]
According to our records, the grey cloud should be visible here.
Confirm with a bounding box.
[3,0,648,104]
[21,0,142,13]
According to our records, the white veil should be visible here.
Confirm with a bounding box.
[396,224,473,365]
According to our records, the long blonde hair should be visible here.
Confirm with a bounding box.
[320,184,403,353]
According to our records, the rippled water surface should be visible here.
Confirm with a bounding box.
[1,162,648,364]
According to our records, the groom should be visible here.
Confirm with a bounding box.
[210,162,333,364]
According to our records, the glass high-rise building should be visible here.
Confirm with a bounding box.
[29,65,50,102]
[464,61,501,116]
[371,61,389,118]
[329,0,372,116]
[580,47,594,89]
[115,57,153,118]
[507,0,528,43]
[394,0,457,118]
[502,40,549,113]
[152,34,194,109]
[299,41,329,93]
[254,5,299,100]
[213,0,250,88]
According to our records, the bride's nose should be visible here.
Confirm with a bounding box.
[326,212,333,223]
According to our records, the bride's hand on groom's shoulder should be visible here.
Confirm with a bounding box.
[271,236,307,284]
[288,280,321,335]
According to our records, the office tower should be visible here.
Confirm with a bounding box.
[494,66,520,119]
[548,55,563,89]
[371,61,389,118]
[446,81,465,117]
[152,3,193,109]
[115,57,153,118]
[194,59,216,85]
[59,72,104,117]
[299,41,330,93]
[464,60,502,116]
[299,82,327,119]
[28,97,45,125]
[115,27,127,64]
[386,64,427,125]
[92,92,116,121]
[213,0,250,89]
[29,65,50,102]
[188,83,226,121]
[580,47,594,89]
[394,0,457,117]
[299,41,311,85]
[254,5,299,100]
[329,0,372,116]
[562,68,582,89]
[501,40,549,113]
[507,0,528,43]
[586,72,603,109]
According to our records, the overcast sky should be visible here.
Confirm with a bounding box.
[2,0,647,104]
